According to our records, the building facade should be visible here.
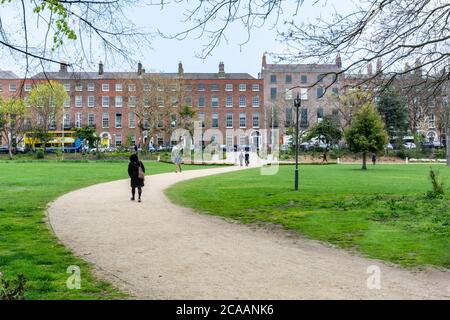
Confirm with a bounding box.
[0,62,264,150]
[260,54,342,145]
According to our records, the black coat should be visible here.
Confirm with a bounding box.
[128,161,145,188]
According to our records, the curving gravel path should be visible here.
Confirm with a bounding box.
[47,164,450,299]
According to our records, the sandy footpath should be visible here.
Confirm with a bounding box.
[47,164,450,299]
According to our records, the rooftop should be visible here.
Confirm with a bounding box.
[0,70,19,79]
[31,71,257,81]
[263,63,341,74]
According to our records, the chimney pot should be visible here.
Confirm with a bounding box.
[367,63,373,76]
[376,58,382,74]
[60,61,68,73]
[98,61,104,75]
[218,61,225,78]
[335,53,342,68]
[178,61,184,76]
[138,62,143,75]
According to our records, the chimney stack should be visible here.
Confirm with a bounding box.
[415,58,422,77]
[98,61,104,75]
[376,58,382,74]
[262,54,267,69]
[218,61,225,78]
[138,62,143,75]
[59,61,68,73]
[178,61,184,76]
[335,53,342,69]
[367,63,373,76]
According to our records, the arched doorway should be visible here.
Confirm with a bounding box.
[427,131,437,142]
[99,132,111,147]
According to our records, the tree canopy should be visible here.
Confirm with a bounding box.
[345,103,389,170]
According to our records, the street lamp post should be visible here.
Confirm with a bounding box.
[294,92,301,191]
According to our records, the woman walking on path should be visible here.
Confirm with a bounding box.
[128,154,145,202]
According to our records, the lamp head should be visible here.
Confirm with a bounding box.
[294,92,301,108]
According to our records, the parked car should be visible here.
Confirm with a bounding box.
[403,142,416,149]
[0,146,9,154]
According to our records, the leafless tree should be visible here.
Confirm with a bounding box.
[164,0,450,164]
[0,0,150,77]
[123,74,185,150]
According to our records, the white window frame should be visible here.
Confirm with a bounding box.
[115,113,122,128]
[63,113,70,128]
[239,84,246,91]
[115,96,123,108]
[102,113,109,128]
[75,96,82,108]
[102,96,110,107]
[252,84,259,92]
[252,113,260,128]
[225,84,233,92]
[115,83,123,92]
[129,112,135,128]
[239,96,246,107]
[88,96,95,108]
[87,83,95,92]
[115,134,122,146]
[239,113,246,128]
[226,96,233,107]
[211,96,219,108]
[64,97,71,108]
[75,112,82,128]
[128,96,136,107]
[88,113,95,127]
[102,83,110,92]
[226,112,233,128]
[252,96,260,107]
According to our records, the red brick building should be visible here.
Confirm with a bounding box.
[0,62,264,150]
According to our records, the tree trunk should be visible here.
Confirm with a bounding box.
[362,151,367,170]
[8,143,13,160]
[446,127,449,167]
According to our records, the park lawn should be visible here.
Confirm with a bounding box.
[166,164,450,268]
[0,161,216,299]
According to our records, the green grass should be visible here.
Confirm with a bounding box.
[166,164,450,268]
[0,161,217,299]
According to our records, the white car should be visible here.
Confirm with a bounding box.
[404,142,416,149]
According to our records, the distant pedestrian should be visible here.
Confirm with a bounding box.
[322,150,328,163]
[238,151,244,167]
[172,145,183,173]
[244,151,250,167]
[371,152,377,165]
[128,154,145,202]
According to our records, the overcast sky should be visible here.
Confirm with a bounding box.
[0,0,356,78]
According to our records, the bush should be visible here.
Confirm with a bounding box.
[0,273,26,300]
[425,167,445,199]
[54,149,63,161]
[35,148,45,159]
[435,148,446,159]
